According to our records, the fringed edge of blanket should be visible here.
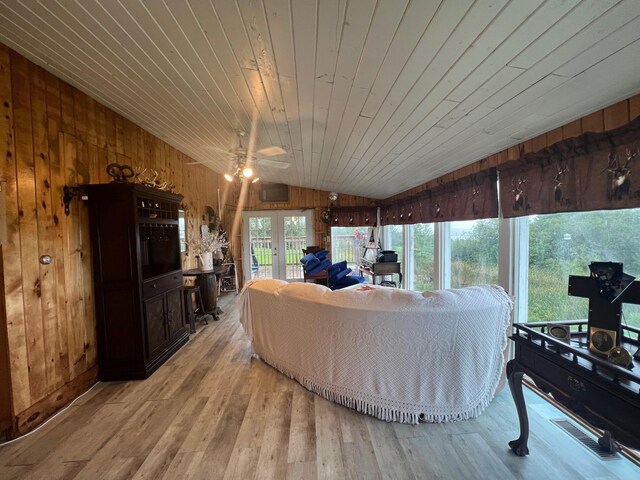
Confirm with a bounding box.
[249,284,514,425]
[255,355,496,425]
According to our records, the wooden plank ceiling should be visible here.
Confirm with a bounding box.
[1,0,639,199]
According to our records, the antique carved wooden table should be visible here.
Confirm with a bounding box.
[507,321,640,456]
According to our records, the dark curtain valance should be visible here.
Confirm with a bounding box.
[499,116,640,218]
[380,169,499,225]
[329,206,377,227]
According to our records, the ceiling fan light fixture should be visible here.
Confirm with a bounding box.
[219,130,289,184]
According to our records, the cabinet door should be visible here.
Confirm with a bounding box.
[143,295,169,361]
[165,286,185,339]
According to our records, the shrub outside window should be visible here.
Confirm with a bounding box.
[450,219,499,288]
[527,209,640,327]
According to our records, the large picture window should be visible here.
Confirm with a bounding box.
[345,207,640,330]
[450,219,499,288]
[331,226,367,271]
[527,208,640,326]
[384,225,403,260]
[407,224,435,292]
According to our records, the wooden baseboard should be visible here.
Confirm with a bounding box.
[8,365,99,439]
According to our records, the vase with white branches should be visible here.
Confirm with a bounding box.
[190,231,229,271]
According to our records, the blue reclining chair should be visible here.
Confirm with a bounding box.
[300,252,331,277]
[301,253,364,289]
[327,260,365,290]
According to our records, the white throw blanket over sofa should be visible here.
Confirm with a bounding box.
[240,279,513,424]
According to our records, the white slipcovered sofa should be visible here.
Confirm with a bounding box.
[240,279,512,424]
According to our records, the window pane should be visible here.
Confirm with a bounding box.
[528,209,640,326]
[385,225,403,259]
[450,219,499,288]
[284,216,306,280]
[331,226,367,271]
[249,216,273,279]
[407,223,435,291]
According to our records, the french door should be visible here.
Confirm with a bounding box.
[242,210,313,283]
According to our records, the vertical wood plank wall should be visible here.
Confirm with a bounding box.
[0,45,223,438]
[0,44,376,439]
[385,94,640,203]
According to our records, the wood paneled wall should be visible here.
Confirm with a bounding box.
[386,95,640,203]
[0,45,220,439]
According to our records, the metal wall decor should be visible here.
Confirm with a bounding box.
[106,163,134,182]
[62,185,86,216]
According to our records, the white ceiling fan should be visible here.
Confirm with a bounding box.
[190,131,290,183]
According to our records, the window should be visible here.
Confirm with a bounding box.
[178,209,186,253]
[331,226,367,270]
[384,225,403,259]
[248,216,273,279]
[527,209,640,327]
[407,223,435,291]
[283,215,307,280]
[450,219,499,288]
[328,207,640,330]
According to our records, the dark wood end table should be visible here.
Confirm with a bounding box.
[182,266,227,320]
[508,321,640,456]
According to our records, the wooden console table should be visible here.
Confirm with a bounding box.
[359,262,402,286]
[507,321,640,456]
[182,266,227,319]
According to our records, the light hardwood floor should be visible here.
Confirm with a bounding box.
[1,294,638,479]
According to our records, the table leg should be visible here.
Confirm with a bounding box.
[507,359,530,456]
[194,274,219,318]
[213,274,223,315]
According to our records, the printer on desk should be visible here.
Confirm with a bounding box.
[377,250,397,263]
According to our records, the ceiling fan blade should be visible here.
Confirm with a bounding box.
[186,160,217,166]
[204,145,234,156]
[258,158,291,169]
[256,146,286,157]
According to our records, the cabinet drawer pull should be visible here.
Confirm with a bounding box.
[150,283,157,288]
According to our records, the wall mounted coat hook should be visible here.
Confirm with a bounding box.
[63,185,86,216]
